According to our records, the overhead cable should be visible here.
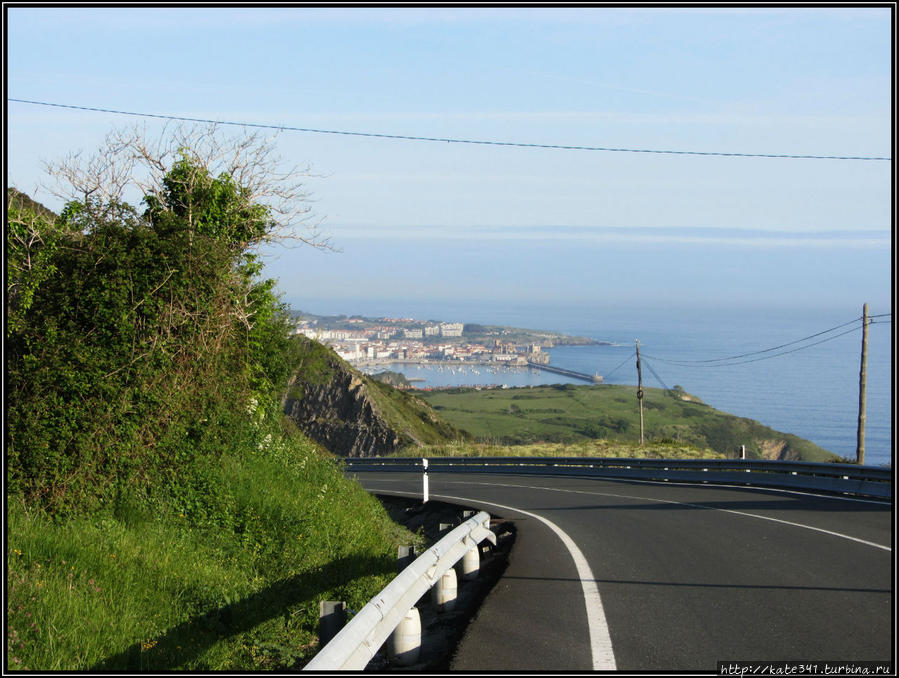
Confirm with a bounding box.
[642,316,863,365]
[603,351,636,380]
[8,98,893,162]
[643,324,862,368]
[640,355,670,391]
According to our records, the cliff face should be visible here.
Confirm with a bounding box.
[283,338,462,457]
[284,367,406,458]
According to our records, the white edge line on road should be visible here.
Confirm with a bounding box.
[454,481,893,553]
[366,486,618,671]
[431,491,618,672]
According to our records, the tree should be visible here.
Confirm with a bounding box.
[7,125,328,512]
[43,122,331,251]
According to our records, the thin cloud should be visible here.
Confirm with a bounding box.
[328,224,891,248]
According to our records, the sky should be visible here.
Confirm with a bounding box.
[6,5,894,317]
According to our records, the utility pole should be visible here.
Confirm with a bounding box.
[636,339,644,446]
[856,303,869,465]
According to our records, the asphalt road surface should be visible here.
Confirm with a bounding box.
[348,471,893,672]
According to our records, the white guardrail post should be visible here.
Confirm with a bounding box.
[303,510,496,671]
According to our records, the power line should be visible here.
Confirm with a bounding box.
[641,355,670,391]
[8,98,893,162]
[642,316,863,365]
[643,324,863,368]
[604,351,636,380]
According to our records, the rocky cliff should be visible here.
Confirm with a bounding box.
[283,338,464,457]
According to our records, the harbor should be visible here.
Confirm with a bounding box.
[357,359,602,390]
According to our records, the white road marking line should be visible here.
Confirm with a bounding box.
[356,472,889,668]
[451,480,893,553]
[364,486,617,671]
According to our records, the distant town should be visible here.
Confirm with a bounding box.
[291,312,606,375]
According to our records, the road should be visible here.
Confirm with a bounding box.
[349,471,893,672]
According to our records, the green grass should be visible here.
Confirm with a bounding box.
[418,384,840,462]
[6,423,418,671]
[396,439,726,460]
[366,379,468,446]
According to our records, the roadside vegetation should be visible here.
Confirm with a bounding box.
[5,127,417,670]
[396,439,726,460]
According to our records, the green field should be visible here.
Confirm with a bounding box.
[416,384,841,462]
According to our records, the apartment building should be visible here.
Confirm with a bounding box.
[440,322,464,337]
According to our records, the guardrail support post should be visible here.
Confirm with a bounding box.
[458,546,480,582]
[397,545,416,572]
[318,601,347,647]
[432,566,458,612]
[387,607,421,666]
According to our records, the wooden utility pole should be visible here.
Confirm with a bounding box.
[636,339,644,446]
[856,303,869,465]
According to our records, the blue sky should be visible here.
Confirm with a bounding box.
[6,6,893,315]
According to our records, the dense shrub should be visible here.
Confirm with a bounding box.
[6,155,301,514]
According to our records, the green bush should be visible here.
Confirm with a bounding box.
[6,156,305,513]
[6,143,415,669]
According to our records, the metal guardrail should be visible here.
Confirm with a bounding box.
[303,510,496,671]
[344,456,893,499]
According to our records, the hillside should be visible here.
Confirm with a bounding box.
[417,384,842,462]
[6,166,421,671]
[283,337,469,457]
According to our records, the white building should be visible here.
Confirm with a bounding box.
[335,345,364,361]
[440,322,464,337]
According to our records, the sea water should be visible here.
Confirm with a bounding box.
[297,298,893,467]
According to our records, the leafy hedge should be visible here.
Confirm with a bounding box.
[6,157,305,514]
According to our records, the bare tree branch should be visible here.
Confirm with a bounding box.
[41,122,333,250]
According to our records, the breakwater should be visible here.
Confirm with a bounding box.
[526,361,603,383]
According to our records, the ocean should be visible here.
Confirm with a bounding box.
[293,298,893,468]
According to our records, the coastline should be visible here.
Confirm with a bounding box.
[291,303,891,467]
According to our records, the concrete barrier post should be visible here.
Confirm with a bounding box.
[387,607,421,666]
[458,546,480,581]
[318,601,347,647]
[432,566,458,612]
[397,545,416,573]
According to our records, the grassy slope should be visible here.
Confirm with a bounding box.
[417,384,840,462]
[6,421,419,671]
[5,192,421,671]
[366,378,470,446]
[291,337,469,449]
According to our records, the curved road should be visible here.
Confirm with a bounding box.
[349,471,893,672]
